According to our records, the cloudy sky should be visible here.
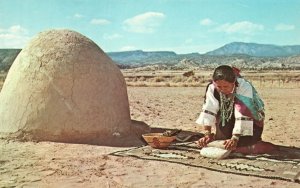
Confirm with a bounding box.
[0,0,299,54]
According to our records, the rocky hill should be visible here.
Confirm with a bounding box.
[109,50,300,70]
[0,49,21,72]
[107,50,178,66]
[1,42,300,71]
[206,42,300,57]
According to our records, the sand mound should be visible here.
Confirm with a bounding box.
[0,29,149,146]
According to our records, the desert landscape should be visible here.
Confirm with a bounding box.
[0,68,299,187]
[1,0,300,187]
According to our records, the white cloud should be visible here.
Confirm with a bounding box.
[0,25,30,48]
[103,33,122,40]
[90,19,111,25]
[275,23,295,31]
[74,13,84,18]
[216,21,264,35]
[120,45,137,51]
[123,12,165,33]
[9,25,27,34]
[200,18,213,26]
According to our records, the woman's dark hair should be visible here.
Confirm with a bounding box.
[212,65,236,83]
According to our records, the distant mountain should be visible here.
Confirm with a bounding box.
[206,42,300,57]
[1,42,300,72]
[0,49,21,71]
[107,50,177,66]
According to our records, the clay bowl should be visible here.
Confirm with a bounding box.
[142,133,176,149]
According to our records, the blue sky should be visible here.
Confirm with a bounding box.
[0,0,299,54]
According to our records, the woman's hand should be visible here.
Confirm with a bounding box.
[196,134,214,148]
[223,139,238,150]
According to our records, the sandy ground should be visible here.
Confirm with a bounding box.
[0,86,300,188]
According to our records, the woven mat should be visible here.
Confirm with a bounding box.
[110,142,300,182]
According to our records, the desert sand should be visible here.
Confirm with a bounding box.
[0,81,300,187]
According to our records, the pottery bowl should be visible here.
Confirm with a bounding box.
[142,133,176,149]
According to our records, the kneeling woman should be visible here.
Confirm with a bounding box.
[196,65,275,154]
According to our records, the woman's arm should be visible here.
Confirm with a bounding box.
[196,83,219,128]
[195,84,219,147]
[223,134,241,150]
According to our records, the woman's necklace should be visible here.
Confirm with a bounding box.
[220,92,235,127]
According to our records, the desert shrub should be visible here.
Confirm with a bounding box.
[139,76,146,81]
[193,76,199,82]
[153,76,165,82]
[183,70,194,77]
[187,77,195,83]
[190,82,202,87]
[199,78,208,83]
[133,77,138,82]
[125,77,131,82]
[172,76,183,83]
[127,82,147,87]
